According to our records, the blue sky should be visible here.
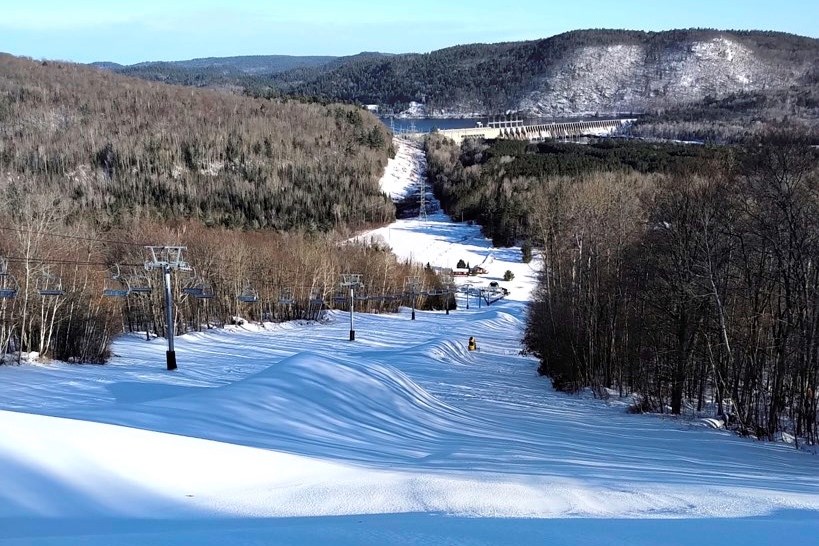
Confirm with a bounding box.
[1,0,816,64]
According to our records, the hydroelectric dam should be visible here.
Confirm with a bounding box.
[408,118,636,144]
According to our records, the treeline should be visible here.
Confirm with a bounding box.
[98,53,378,94]
[633,88,819,143]
[111,223,447,346]
[0,53,450,364]
[428,131,819,442]
[112,54,335,79]
[0,54,394,231]
[0,198,445,364]
[521,133,819,443]
[425,135,723,246]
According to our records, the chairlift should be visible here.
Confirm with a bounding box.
[237,282,258,303]
[102,265,130,298]
[194,284,215,299]
[354,291,371,302]
[279,287,294,305]
[181,268,206,297]
[38,269,65,297]
[309,286,325,305]
[127,267,152,294]
[182,285,204,297]
[339,274,363,289]
[103,286,130,297]
[0,257,18,299]
[0,286,17,299]
[180,268,215,299]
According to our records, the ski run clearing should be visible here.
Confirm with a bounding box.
[1,138,818,545]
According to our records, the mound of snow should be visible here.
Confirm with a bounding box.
[84,352,482,466]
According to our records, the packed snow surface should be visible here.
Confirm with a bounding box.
[1,138,818,545]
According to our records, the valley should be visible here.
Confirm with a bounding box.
[1,140,818,544]
[1,13,818,544]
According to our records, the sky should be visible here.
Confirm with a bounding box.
[0,0,816,65]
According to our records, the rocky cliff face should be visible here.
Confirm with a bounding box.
[516,36,795,117]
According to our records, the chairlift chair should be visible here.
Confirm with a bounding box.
[184,270,214,299]
[279,287,294,305]
[102,265,130,297]
[182,285,204,297]
[0,287,17,299]
[102,279,131,298]
[0,257,18,299]
[181,276,203,296]
[237,282,259,303]
[102,286,130,297]
[194,284,215,299]
[127,268,152,294]
[181,268,206,297]
[307,282,328,303]
[0,275,18,299]
[38,269,65,297]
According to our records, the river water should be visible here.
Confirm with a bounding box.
[379,117,478,133]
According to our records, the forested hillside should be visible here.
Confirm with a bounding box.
[129,54,336,74]
[92,29,819,141]
[425,135,724,246]
[428,132,819,442]
[94,54,338,89]
[280,29,817,120]
[94,52,391,94]
[0,54,424,365]
[0,54,394,230]
[632,86,819,142]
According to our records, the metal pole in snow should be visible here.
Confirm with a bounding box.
[163,264,177,370]
[349,286,355,341]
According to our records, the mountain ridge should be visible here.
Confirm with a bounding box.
[279,28,818,117]
[84,28,819,139]
[99,54,337,74]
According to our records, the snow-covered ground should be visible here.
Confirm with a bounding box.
[361,138,538,300]
[1,138,818,545]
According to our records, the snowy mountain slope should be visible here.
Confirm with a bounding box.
[519,36,791,117]
[0,138,818,545]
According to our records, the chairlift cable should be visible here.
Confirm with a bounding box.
[2,256,144,269]
[0,226,153,247]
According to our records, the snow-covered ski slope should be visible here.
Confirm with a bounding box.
[1,138,818,545]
